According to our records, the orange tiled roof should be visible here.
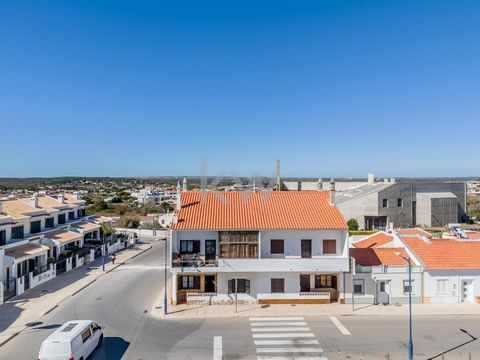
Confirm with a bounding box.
[350,247,412,266]
[171,191,347,230]
[353,232,394,248]
[402,236,480,270]
[398,228,432,238]
[71,222,101,232]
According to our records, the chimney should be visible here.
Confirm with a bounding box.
[368,173,375,184]
[297,181,301,191]
[390,178,396,183]
[176,182,182,210]
[329,178,336,205]
[57,194,64,204]
[276,159,281,191]
[30,193,38,208]
[384,178,389,184]
[317,178,323,191]
[0,201,3,214]
[73,191,81,200]
[182,177,187,191]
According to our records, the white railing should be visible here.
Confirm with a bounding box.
[257,292,330,300]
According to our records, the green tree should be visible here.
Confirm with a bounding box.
[160,201,174,213]
[347,218,359,231]
[102,223,116,238]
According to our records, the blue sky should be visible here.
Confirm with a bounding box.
[1,0,479,178]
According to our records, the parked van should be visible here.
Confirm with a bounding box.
[38,320,103,360]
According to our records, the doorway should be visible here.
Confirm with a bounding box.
[301,240,312,258]
[377,281,390,305]
[205,275,216,293]
[300,274,310,292]
[205,240,216,261]
[461,280,474,302]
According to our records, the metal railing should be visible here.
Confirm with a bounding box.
[33,265,49,277]
[172,255,218,268]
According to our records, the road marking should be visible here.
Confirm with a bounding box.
[329,316,351,335]
[250,317,305,321]
[252,333,315,338]
[254,340,319,346]
[213,336,222,360]
[257,357,328,360]
[251,322,308,327]
[257,347,324,353]
[252,327,311,332]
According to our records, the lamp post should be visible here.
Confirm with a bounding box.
[395,252,413,360]
[101,227,106,272]
[163,236,168,315]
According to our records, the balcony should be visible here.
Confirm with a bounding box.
[171,254,349,273]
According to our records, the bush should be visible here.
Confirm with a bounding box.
[347,218,359,231]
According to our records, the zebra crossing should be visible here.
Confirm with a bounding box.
[249,316,327,360]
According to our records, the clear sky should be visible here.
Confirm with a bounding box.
[1,0,479,178]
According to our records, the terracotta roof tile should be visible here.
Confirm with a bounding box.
[350,247,412,266]
[171,191,347,230]
[402,236,480,270]
[398,228,432,238]
[354,232,394,248]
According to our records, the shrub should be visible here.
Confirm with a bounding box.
[347,218,359,231]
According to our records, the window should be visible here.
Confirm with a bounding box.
[403,279,413,294]
[178,276,201,290]
[397,198,403,207]
[382,199,388,208]
[315,275,337,289]
[380,282,386,292]
[271,278,285,293]
[81,327,92,343]
[219,231,258,259]
[270,239,284,254]
[436,279,448,295]
[30,220,41,234]
[11,225,24,239]
[58,214,66,224]
[180,240,200,254]
[323,239,336,254]
[228,279,250,294]
[45,217,54,229]
[68,211,75,221]
[353,279,364,294]
[0,230,6,246]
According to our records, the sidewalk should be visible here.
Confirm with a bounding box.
[0,242,152,347]
[152,300,480,319]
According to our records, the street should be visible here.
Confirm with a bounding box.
[0,239,479,360]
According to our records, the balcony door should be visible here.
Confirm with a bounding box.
[205,240,216,261]
[301,239,312,258]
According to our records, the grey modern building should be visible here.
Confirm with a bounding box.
[283,176,467,230]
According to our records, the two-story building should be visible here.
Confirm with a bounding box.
[169,190,349,305]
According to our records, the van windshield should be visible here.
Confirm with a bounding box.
[40,342,70,356]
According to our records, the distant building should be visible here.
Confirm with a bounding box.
[283,174,467,229]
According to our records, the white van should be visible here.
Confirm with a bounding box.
[38,320,104,360]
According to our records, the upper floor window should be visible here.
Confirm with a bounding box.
[397,198,403,207]
[11,225,24,239]
[270,239,284,254]
[45,217,54,229]
[322,239,336,254]
[0,230,6,246]
[219,231,258,259]
[30,220,41,234]
[58,214,66,224]
[68,211,75,221]
[382,199,388,208]
[180,240,200,254]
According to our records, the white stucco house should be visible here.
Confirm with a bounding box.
[168,189,349,305]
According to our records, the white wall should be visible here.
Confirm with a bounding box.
[424,270,480,303]
[217,272,301,297]
[174,230,218,254]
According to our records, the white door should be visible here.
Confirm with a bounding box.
[461,280,474,302]
[378,281,390,305]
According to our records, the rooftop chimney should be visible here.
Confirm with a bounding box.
[182,177,187,191]
[368,173,375,184]
[276,159,281,191]
[57,194,64,204]
[0,201,3,214]
[176,182,182,210]
[73,191,81,200]
[329,178,336,205]
[317,178,323,191]
[30,193,38,208]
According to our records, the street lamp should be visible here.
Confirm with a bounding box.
[395,251,413,360]
[163,236,168,315]
[101,227,106,272]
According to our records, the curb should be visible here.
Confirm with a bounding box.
[0,243,153,349]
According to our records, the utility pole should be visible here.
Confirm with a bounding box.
[235,277,238,313]
[164,237,168,315]
[395,252,413,360]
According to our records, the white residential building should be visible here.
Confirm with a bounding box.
[169,189,349,305]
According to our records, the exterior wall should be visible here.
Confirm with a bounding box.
[173,230,219,254]
[423,270,480,303]
[337,193,378,230]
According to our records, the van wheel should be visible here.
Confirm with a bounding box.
[97,334,104,348]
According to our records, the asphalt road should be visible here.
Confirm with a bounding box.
[1,239,479,360]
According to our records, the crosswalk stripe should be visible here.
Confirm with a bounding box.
[251,322,308,327]
[250,317,305,321]
[254,340,319,346]
[257,347,324,353]
[252,327,311,332]
[257,356,328,360]
[252,333,315,339]
[329,316,351,336]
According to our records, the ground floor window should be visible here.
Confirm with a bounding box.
[403,279,413,294]
[178,275,201,290]
[315,275,337,289]
[436,279,448,295]
[353,279,364,294]
[271,278,285,293]
[228,279,250,294]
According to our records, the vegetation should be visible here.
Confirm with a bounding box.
[349,230,378,236]
[347,218,359,231]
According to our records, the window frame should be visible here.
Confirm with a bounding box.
[178,275,201,290]
[11,225,24,239]
[382,199,389,208]
[270,239,284,254]
[30,220,41,234]
[58,213,66,224]
[397,198,403,207]
[322,239,337,255]
[179,240,201,254]
[353,279,364,294]
[45,217,54,229]
[271,278,285,293]
[228,278,250,294]
[436,279,448,295]
[403,279,413,294]
[0,230,6,246]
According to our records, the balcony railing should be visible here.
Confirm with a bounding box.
[172,253,218,268]
[32,265,49,277]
